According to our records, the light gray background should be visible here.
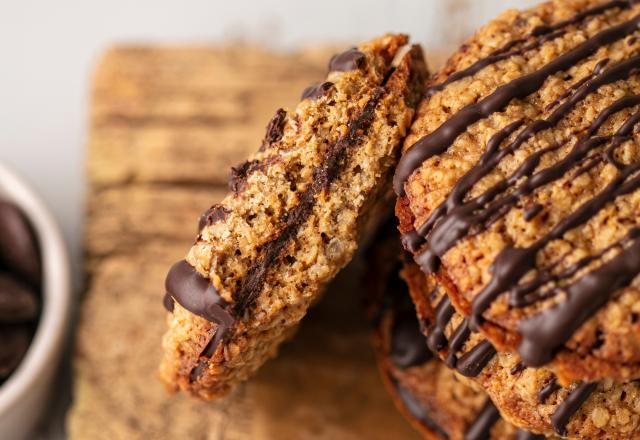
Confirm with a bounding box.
[0,0,538,271]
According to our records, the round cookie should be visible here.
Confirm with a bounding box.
[160,34,428,398]
[404,260,640,439]
[364,232,545,440]
[395,0,640,383]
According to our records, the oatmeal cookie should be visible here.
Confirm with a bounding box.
[160,34,428,398]
[396,0,640,383]
[405,261,640,439]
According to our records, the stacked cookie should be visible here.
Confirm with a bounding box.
[394,0,640,437]
[161,0,640,437]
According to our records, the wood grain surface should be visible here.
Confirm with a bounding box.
[67,45,420,439]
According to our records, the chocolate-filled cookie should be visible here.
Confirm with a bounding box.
[405,261,640,439]
[395,0,640,383]
[160,34,429,399]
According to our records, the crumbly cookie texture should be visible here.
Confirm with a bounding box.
[404,260,640,439]
[396,0,640,383]
[364,231,536,440]
[160,34,428,399]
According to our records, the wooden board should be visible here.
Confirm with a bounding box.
[67,45,420,439]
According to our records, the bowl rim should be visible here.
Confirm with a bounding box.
[0,164,72,415]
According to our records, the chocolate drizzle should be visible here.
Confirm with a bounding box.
[329,48,366,72]
[426,296,495,378]
[456,341,497,378]
[523,203,543,222]
[412,56,640,267]
[394,9,640,368]
[427,1,632,97]
[510,362,526,375]
[538,376,560,403]
[550,382,597,436]
[519,227,640,366]
[164,261,235,352]
[394,11,640,196]
[464,400,500,440]
[427,295,455,353]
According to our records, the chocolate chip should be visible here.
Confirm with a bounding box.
[300,81,333,101]
[198,205,230,232]
[328,48,366,72]
[0,202,41,287]
[0,326,31,379]
[0,274,39,323]
[229,159,260,194]
[260,108,287,152]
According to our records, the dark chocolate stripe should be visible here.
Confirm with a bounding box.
[427,29,566,97]
[523,203,543,222]
[464,400,500,440]
[426,294,495,377]
[165,261,234,331]
[456,341,497,378]
[538,376,560,403]
[394,12,640,195]
[551,382,597,436]
[510,362,526,375]
[519,227,640,366]
[411,58,640,264]
[444,320,471,369]
[427,295,455,352]
[233,64,400,314]
[428,1,632,96]
[164,260,236,377]
[545,57,610,111]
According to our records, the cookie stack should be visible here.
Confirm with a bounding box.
[160,0,640,438]
[393,0,640,437]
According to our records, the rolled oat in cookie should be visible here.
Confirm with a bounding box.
[159,33,428,399]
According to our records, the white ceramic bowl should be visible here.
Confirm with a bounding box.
[0,164,72,440]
